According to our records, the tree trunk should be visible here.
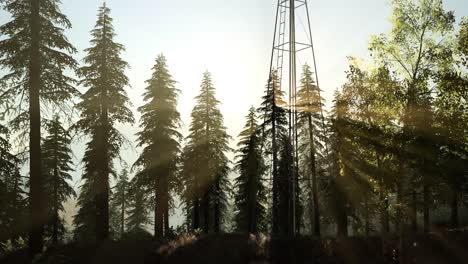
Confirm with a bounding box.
[271,102,279,235]
[423,181,430,233]
[203,190,210,233]
[154,178,163,238]
[29,0,44,256]
[163,177,169,236]
[52,166,59,245]
[95,12,110,242]
[337,203,348,238]
[411,188,417,233]
[120,182,125,236]
[450,189,459,229]
[248,153,258,234]
[308,115,320,237]
[213,178,220,233]
[365,199,370,237]
[193,198,199,230]
[377,155,389,235]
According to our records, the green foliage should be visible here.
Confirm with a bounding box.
[132,54,181,237]
[73,3,134,242]
[126,178,151,234]
[181,71,231,233]
[110,168,130,239]
[0,0,79,131]
[42,116,76,244]
[0,124,27,246]
[296,64,327,235]
[233,107,268,233]
[257,71,288,234]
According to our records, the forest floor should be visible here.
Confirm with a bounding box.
[2,230,468,264]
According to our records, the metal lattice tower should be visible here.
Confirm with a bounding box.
[264,0,326,237]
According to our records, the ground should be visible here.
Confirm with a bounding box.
[2,231,468,264]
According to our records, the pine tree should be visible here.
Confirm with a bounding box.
[182,71,231,233]
[133,55,181,238]
[257,71,287,234]
[0,124,27,245]
[233,107,267,234]
[74,3,134,242]
[0,0,78,254]
[110,168,129,239]
[276,135,295,236]
[42,116,75,245]
[296,64,326,236]
[126,179,151,234]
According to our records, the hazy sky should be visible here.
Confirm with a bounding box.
[1,0,467,227]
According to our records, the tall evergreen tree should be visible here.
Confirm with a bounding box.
[182,72,231,233]
[296,64,326,237]
[257,71,287,235]
[133,55,181,238]
[0,0,78,254]
[42,116,75,245]
[74,3,134,242]
[110,168,129,239]
[233,107,267,234]
[0,124,27,246]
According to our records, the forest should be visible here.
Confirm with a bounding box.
[0,0,467,263]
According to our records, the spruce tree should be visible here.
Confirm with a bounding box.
[74,3,134,242]
[133,54,181,238]
[110,168,129,239]
[296,64,326,236]
[257,71,287,234]
[182,72,231,233]
[233,107,267,234]
[0,0,78,254]
[42,116,75,245]
[0,124,27,246]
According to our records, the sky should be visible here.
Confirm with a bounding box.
[1,0,467,228]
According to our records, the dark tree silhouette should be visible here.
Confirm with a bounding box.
[133,54,181,238]
[126,178,151,234]
[0,0,78,255]
[74,3,134,242]
[0,124,27,246]
[257,71,287,235]
[42,116,76,245]
[181,72,231,233]
[110,168,129,239]
[296,64,326,236]
[233,107,267,234]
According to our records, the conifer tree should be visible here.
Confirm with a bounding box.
[74,3,134,242]
[257,71,287,234]
[126,179,151,234]
[0,0,78,254]
[233,107,267,233]
[182,72,231,233]
[133,55,181,238]
[42,116,75,245]
[110,168,129,239]
[0,124,27,245]
[296,64,326,236]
